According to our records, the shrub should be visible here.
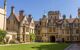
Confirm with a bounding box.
[29,33,35,42]
[0,30,7,42]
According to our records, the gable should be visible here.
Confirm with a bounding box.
[20,16,29,26]
[7,14,19,23]
[29,18,35,27]
[73,18,79,23]
[31,18,34,24]
[63,19,68,24]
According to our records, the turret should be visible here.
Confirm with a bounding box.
[11,6,14,14]
[70,14,72,19]
[63,14,66,20]
[48,11,60,20]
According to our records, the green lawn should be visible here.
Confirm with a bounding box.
[0,43,69,50]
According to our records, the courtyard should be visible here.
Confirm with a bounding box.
[0,43,69,50]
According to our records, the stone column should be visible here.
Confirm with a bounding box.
[19,26,23,43]
[24,26,26,43]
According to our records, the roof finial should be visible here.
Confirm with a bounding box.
[70,14,72,19]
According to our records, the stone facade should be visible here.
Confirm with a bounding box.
[6,6,35,43]
[35,9,80,42]
[0,8,6,30]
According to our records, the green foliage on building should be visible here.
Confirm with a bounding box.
[29,33,35,42]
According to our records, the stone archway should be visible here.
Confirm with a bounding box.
[50,36,55,42]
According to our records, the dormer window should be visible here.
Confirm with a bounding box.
[31,23,34,27]
[76,29,79,34]
[79,23,80,27]
[74,23,78,27]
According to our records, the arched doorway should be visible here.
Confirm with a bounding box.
[50,36,55,42]
[62,38,64,42]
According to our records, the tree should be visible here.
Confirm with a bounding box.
[29,33,35,42]
[0,30,7,42]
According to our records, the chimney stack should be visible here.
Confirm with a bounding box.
[19,10,24,21]
[11,6,14,14]
[19,10,24,16]
[28,14,32,18]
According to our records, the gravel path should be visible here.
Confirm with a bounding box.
[64,43,80,50]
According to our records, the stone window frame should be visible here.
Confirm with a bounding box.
[76,29,79,34]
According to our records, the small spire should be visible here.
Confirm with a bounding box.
[70,14,72,19]
[4,0,7,10]
[76,16,78,18]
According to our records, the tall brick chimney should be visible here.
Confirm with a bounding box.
[11,6,14,14]
[19,10,24,21]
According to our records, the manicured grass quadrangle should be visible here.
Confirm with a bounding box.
[0,43,69,50]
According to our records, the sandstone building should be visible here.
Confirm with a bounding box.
[0,8,6,30]
[35,9,80,42]
[6,6,35,43]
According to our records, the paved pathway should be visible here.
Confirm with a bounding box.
[65,43,80,50]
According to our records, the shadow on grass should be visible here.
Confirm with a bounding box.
[31,43,68,50]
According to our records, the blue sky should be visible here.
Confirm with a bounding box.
[0,0,80,20]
